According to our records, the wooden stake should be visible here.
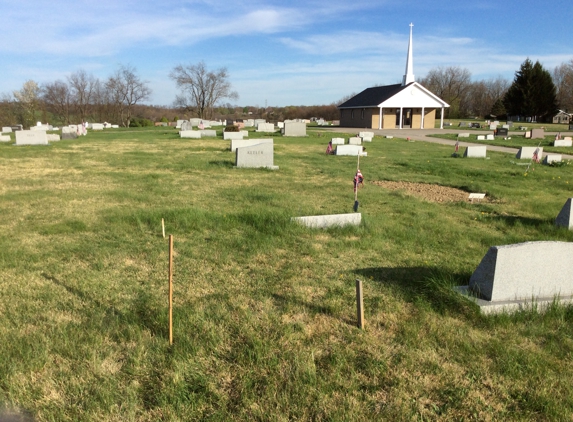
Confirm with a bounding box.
[162,218,165,238]
[356,279,364,329]
[168,235,174,345]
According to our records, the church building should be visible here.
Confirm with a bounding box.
[338,24,449,129]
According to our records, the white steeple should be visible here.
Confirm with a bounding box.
[402,23,415,86]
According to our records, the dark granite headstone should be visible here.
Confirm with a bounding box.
[496,128,509,137]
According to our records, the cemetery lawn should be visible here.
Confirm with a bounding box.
[429,133,573,156]
[2,127,573,421]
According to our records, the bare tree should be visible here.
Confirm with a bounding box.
[553,60,573,112]
[466,76,510,118]
[169,61,238,119]
[419,66,472,118]
[42,80,73,125]
[13,80,41,127]
[106,65,151,127]
[68,69,98,123]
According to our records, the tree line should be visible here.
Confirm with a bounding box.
[0,65,151,128]
[419,58,568,122]
[1,58,571,128]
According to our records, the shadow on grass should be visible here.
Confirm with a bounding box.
[271,293,336,317]
[488,215,552,227]
[355,266,479,318]
[208,160,234,168]
[41,272,166,338]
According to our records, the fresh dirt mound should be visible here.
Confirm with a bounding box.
[372,180,488,203]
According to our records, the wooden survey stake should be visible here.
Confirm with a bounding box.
[168,235,173,345]
[356,279,364,329]
[162,218,165,238]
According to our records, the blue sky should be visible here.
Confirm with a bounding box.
[1,0,572,107]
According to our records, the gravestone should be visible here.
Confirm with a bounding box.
[244,119,255,127]
[46,134,60,141]
[111,125,119,129]
[465,241,573,313]
[61,127,78,140]
[256,123,275,133]
[524,130,531,138]
[486,134,494,140]
[180,130,201,139]
[477,135,485,140]
[331,138,345,145]
[224,132,244,140]
[2,127,12,133]
[564,136,572,141]
[283,122,306,136]
[359,131,374,138]
[348,137,362,145]
[544,154,562,164]
[0,135,11,142]
[489,124,497,130]
[502,125,510,129]
[507,121,513,127]
[458,122,467,127]
[516,146,543,159]
[277,122,284,129]
[180,121,192,131]
[554,139,572,147]
[556,198,573,230]
[11,125,23,131]
[235,142,278,169]
[91,123,104,130]
[254,119,266,125]
[189,118,202,127]
[531,128,545,139]
[463,146,487,158]
[496,128,509,137]
[291,213,361,229]
[458,133,470,138]
[386,135,393,139]
[335,145,366,156]
[176,119,185,128]
[231,138,273,153]
[15,130,48,145]
[200,130,217,137]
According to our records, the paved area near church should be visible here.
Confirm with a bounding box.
[323,127,573,160]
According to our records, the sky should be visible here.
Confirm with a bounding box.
[1,0,573,108]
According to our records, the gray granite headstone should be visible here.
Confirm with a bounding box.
[516,147,543,159]
[15,130,48,145]
[556,198,573,230]
[283,122,306,136]
[531,128,545,139]
[469,241,573,302]
[235,142,278,169]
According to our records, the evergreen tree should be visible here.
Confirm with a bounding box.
[504,58,558,122]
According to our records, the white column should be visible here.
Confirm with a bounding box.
[399,107,403,129]
[440,107,444,129]
[379,107,382,129]
[421,107,425,129]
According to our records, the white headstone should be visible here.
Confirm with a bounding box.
[180,130,201,139]
[291,213,361,229]
[2,127,12,133]
[0,135,11,142]
[463,146,487,158]
[283,122,306,137]
[458,133,470,138]
[554,139,572,147]
[335,145,366,156]
[256,123,275,133]
[224,132,244,140]
[46,134,60,142]
[231,138,273,153]
[15,130,48,145]
[348,137,362,145]
[477,135,485,140]
[544,154,562,164]
[331,138,345,145]
[486,134,494,140]
[91,123,104,130]
[200,130,217,137]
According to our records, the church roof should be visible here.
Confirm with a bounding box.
[338,83,407,109]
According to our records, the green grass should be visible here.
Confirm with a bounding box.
[1,127,573,420]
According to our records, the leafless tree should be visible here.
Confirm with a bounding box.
[553,60,573,112]
[42,80,73,125]
[106,65,151,127]
[466,76,510,118]
[68,69,98,123]
[169,61,238,119]
[419,66,472,118]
